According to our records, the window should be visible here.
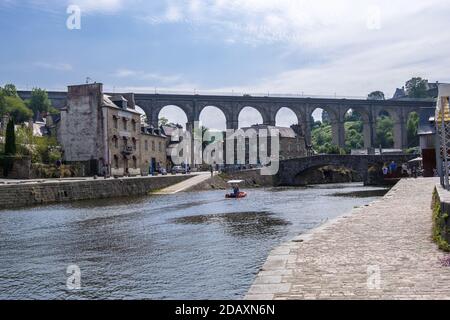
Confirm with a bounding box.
[132,138,137,150]
[123,137,128,146]
[114,155,119,169]
[113,116,118,129]
[132,156,137,169]
[132,120,137,132]
[145,140,148,151]
[123,118,128,131]
[112,136,118,148]
[152,141,155,152]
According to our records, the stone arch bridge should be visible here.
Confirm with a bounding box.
[276,154,417,186]
[19,91,434,150]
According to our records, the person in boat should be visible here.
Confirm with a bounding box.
[233,184,240,197]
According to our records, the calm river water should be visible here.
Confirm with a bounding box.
[0,183,387,300]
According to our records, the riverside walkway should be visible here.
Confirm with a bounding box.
[246,178,450,300]
[152,171,215,194]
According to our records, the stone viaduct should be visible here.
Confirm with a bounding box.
[18,91,435,150]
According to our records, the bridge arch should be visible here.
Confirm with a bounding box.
[199,106,227,131]
[238,106,264,128]
[374,108,397,149]
[275,107,299,127]
[157,105,189,129]
[341,107,374,151]
[308,106,343,151]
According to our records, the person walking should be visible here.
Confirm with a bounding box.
[389,161,397,175]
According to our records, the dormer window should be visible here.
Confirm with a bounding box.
[111,95,128,109]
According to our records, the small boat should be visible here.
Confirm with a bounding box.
[225,180,247,199]
[225,191,248,199]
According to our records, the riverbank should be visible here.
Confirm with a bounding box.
[246,178,450,300]
[0,174,192,209]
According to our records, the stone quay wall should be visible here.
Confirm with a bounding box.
[0,175,191,210]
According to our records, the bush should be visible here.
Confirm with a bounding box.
[15,126,62,164]
[432,188,450,252]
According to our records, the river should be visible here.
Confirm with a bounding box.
[0,183,387,300]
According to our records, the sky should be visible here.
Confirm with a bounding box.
[1,0,450,129]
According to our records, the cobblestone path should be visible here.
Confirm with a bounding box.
[246,178,450,300]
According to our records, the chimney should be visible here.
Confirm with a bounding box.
[122,93,136,109]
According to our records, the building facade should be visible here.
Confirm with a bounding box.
[140,126,168,174]
[59,83,162,177]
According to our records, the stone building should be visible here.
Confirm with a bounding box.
[59,83,145,176]
[140,126,168,174]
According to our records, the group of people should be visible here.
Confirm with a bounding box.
[382,161,419,178]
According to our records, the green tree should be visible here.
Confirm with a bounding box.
[405,77,429,98]
[201,126,211,151]
[4,118,16,156]
[27,88,52,118]
[407,112,419,147]
[2,84,18,97]
[344,121,364,150]
[375,116,394,148]
[0,87,6,115]
[159,117,169,126]
[367,91,385,100]
[4,96,33,123]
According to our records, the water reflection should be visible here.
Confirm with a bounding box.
[172,211,290,237]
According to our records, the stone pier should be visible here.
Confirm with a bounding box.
[246,178,450,300]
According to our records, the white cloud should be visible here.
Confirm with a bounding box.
[113,68,182,83]
[34,62,73,71]
[136,0,450,97]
